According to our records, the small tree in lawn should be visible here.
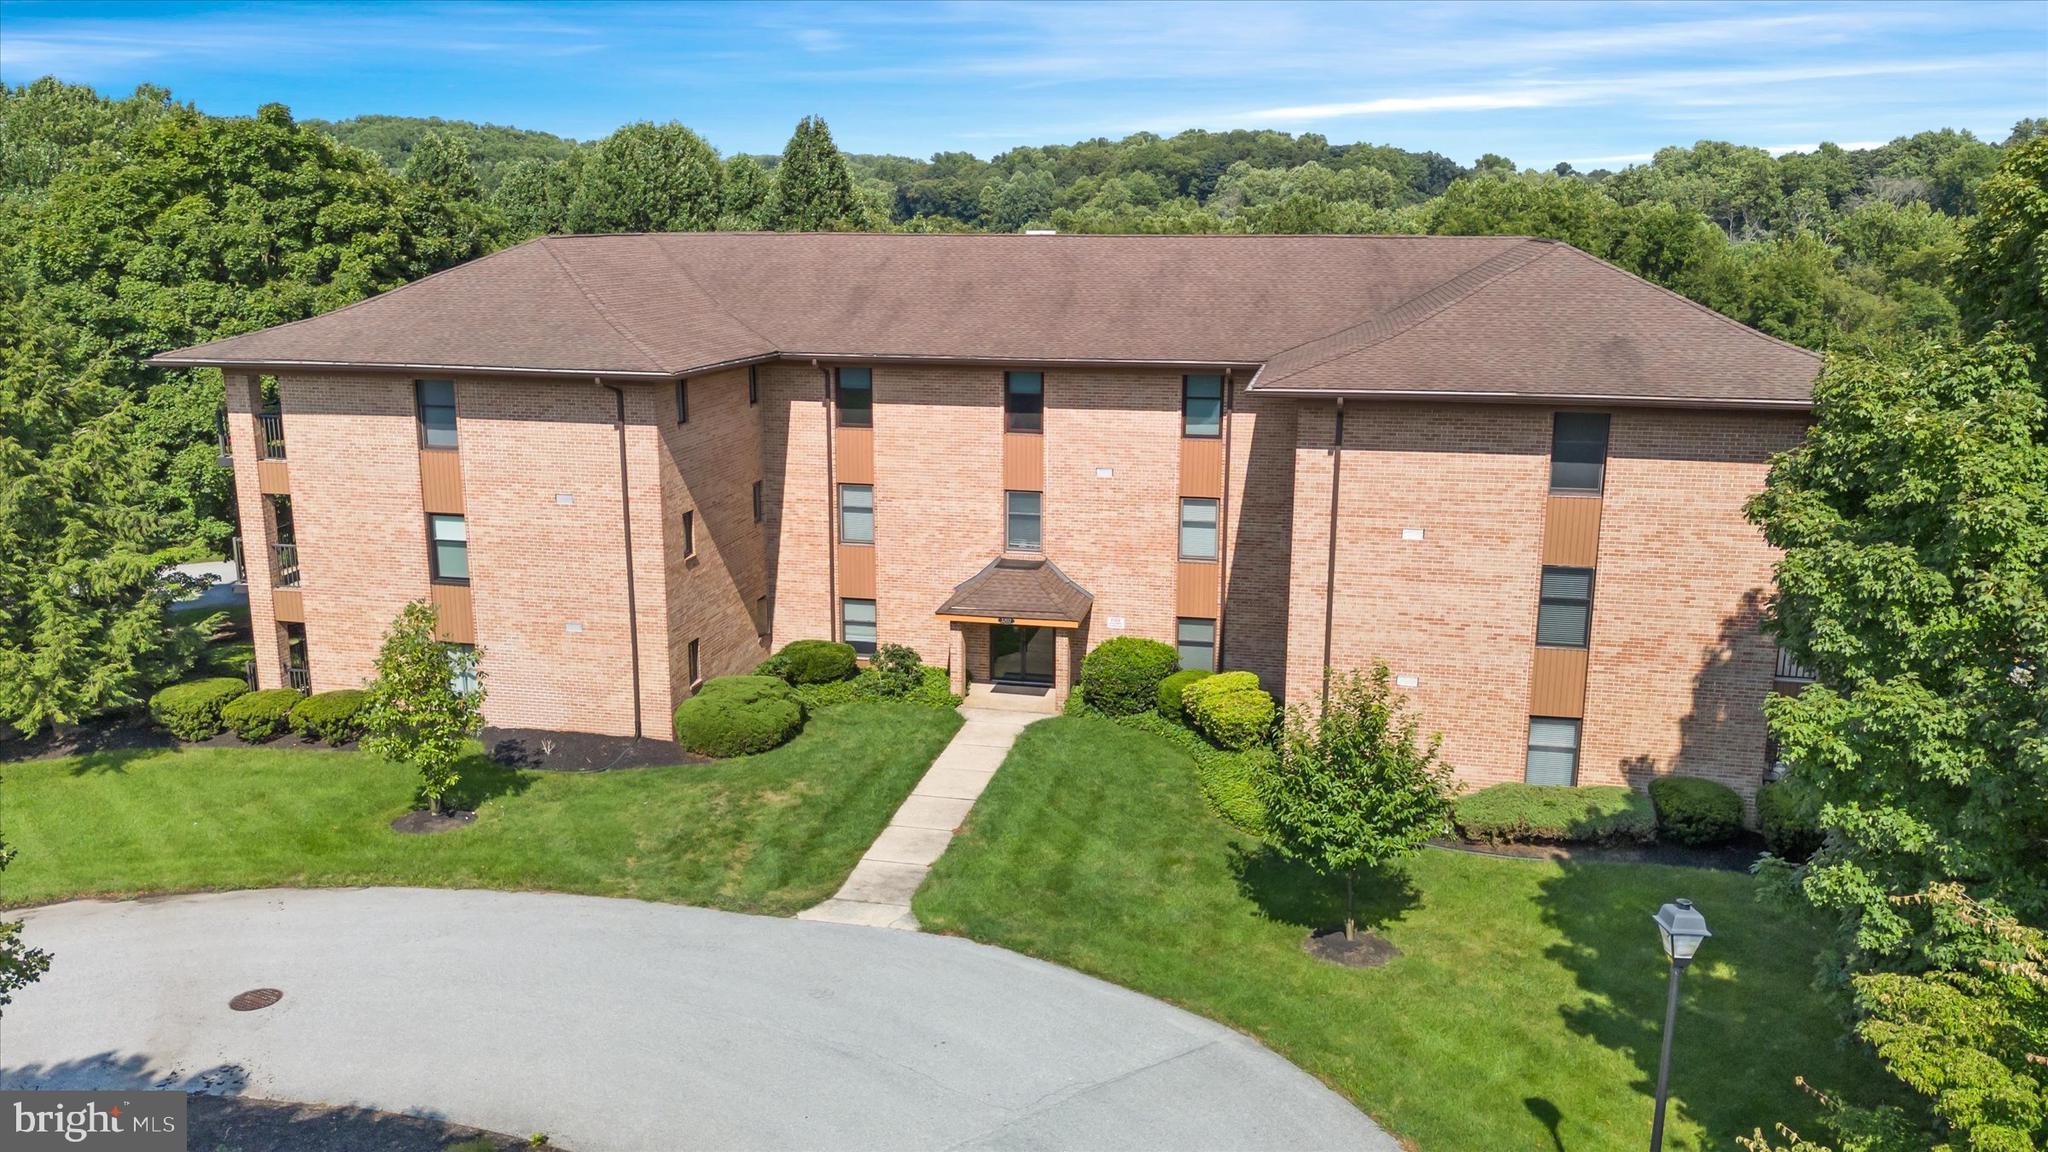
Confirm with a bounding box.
[363,601,483,816]
[1259,663,1456,941]
[0,829,52,1015]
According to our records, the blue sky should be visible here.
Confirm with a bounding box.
[3,1,2043,165]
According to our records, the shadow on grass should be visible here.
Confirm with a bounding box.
[63,743,176,776]
[1525,1096,1565,1152]
[437,754,537,812]
[1227,844,1422,935]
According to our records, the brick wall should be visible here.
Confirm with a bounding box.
[758,362,833,650]
[1223,377,1298,693]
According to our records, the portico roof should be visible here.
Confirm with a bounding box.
[935,557,1094,628]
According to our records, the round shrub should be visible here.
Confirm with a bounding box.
[290,689,370,745]
[1156,668,1213,725]
[1182,671,1278,751]
[673,675,806,757]
[148,677,250,740]
[756,639,858,685]
[1757,779,1824,860]
[1648,776,1744,846]
[1078,636,1178,717]
[221,688,303,742]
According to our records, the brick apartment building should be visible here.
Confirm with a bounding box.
[156,233,1819,801]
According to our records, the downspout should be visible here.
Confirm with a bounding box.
[1320,396,1345,709]
[601,381,644,739]
[1216,368,1234,670]
[815,360,838,644]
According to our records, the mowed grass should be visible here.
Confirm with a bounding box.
[2,703,959,916]
[915,715,1892,1152]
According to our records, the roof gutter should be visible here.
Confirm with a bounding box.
[145,356,677,381]
[1245,385,1813,411]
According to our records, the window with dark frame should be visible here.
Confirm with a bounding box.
[682,510,696,558]
[752,480,764,524]
[428,514,468,583]
[1525,717,1581,785]
[1550,412,1610,493]
[839,484,874,543]
[676,379,690,424]
[1182,374,1223,438]
[754,596,769,639]
[1535,566,1594,648]
[748,365,759,406]
[415,380,457,448]
[1004,371,1044,433]
[687,638,700,687]
[842,598,877,656]
[1176,618,1216,672]
[836,367,872,427]
[1005,490,1041,552]
[1180,497,1219,560]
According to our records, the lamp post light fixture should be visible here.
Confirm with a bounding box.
[1648,898,1712,1152]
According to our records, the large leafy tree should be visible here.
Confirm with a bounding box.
[1954,138,2048,357]
[565,120,722,234]
[773,115,860,232]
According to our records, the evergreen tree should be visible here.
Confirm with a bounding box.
[772,116,859,232]
[719,154,774,230]
[565,121,722,234]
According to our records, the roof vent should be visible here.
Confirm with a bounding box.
[1024,229,1057,236]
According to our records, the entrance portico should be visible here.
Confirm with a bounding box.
[936,557,1093,706]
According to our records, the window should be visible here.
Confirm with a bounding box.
[752,480,764,524]
[1005,490,1041,552]
[416,380,457,448]
[842,598,877,657]
[754,596,770,639]
[428,514,468,583]
[1536,567,1594,648]
[1177,618,1216,672]
[445,643,479,696]
[681,510,696,558]
[748,365,759,406]
[1180,498,1219,560]
[687,639,701,687]
[839,484,874,543]
[676,378,690,424]
[1525,717,1581,785]
[1005,371,1044,433]
[1550,413,1610,494]
[1183,374,1223,438]
[836,366,872,427]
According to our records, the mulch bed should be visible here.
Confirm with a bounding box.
[485,726,707,773]
[390,810,478,835]
[1431,836,1766,872]
[0,714,357,763]
[187,1094,566,1152]
[1302,927,1401,968]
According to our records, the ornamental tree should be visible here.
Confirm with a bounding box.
[1258,663,1456,940]
[363,602,484,815]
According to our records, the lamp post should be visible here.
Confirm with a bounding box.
[1649,898,1711,1152]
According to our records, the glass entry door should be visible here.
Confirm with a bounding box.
[990,624,1055,685]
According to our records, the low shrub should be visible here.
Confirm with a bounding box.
[148,677,250,740]
[1453,782,1655,845]
[673,675,806,757]
[290,689,371,745]
[867,643,923,698]
[1182,671,1278,751]
[792,664,961,712]
[1118,711,1272,836]
[1648,776,1744,846]
[221,688,303,742]
[1078,636,1179,717]
[1757,779,1824,860]
[1156,668,1212,725]
[755,639,858,686]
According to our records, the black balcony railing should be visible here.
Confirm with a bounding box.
[273,541,301,588]
[1775,647,1817,682]
[216,406,233,467]
[257,410,286,460]
[284,663,311,691]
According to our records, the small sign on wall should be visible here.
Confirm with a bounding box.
[1401,527,1425,542]
[555,493,575,505]
[564,622,585,634]
[1395,674,1419,688]
[1106,616,1126,629]
[1095,467,1114,478]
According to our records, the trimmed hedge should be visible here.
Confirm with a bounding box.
[1156,668,1213,725]
[755,639,858,686]
[1649,776,1744,846]
[1757,779,1824,860]
[1182,671,1277,751]
[792,664,960,711]
[1454,782,1655,845]
[1078,636,1179,717]
[290,689,370,745]
[148,677,250,741]
[673,675,806,757]
[1118,711,1272,836]
[221,688,303,742]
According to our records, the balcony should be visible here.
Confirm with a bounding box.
[257,410,286,460]
[284,663,311,692]
[273,541,301,588]
[1775,647,1817,683]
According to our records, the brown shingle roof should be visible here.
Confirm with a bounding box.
[935,557,1093,626]
[152,232,1818,407]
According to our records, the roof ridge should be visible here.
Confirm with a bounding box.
[1255,239,1552,387]
[537,236,668,375]
[1546,243,1822,363]
[645,236,780,356]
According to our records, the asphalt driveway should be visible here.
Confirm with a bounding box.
[2,888,1394,1151]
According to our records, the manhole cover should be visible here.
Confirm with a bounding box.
[229,988,283,1011]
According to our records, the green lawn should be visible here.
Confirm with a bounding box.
[2,702,959,915]
[915,715,1891,1152]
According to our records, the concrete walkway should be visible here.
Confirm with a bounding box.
[2,888,1397,1152]
[800,688,1054,930]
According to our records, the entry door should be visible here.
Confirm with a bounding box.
[990,624,1055,685]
